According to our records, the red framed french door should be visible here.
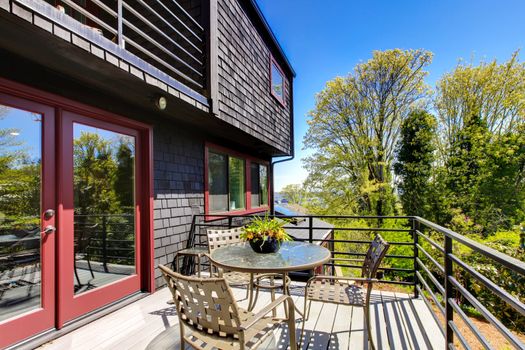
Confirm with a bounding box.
[0,77,154,348]
[0,93,56,348]
[57,111,143,326]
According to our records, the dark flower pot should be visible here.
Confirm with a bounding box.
[249,237,280,254]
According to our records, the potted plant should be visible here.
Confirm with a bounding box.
[241,215,292,253]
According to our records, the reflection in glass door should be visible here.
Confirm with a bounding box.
[0,95,55,349]
[59,111,142,325]
[0,105,42,321]
[72,123,136,294]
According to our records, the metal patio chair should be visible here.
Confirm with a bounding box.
[159,264,297,350]
[300,234,390,350]
[206,227,291,311]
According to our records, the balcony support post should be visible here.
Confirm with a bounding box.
[203,0,218,115]
[444,234,454,348]
[117,0,124,48]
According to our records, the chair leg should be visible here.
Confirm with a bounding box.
[286,298,298,350]
[246,273,254,311]
[365,304,375,350]
[86,252,95,278]
[250,281,260,311]
[74,258,82,288]
[299,297,312,349]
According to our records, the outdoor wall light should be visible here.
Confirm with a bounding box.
[155,95,167,110]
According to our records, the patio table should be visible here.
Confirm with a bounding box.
[208,241,331,316]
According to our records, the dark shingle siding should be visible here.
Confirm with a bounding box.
[152,122,204,288]
[216,0,292,155]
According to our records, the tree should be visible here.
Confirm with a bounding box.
[74,132,119,215]
[280,184,306,205]
[435,51,525,161]
[114,139,135,211]
[394,110,437,218]
[304,49,433,216]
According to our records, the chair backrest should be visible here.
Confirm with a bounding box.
[361,234,390,279]
[206,227,243,252]
[158,264,242,337]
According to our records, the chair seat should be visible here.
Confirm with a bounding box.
[182,307,281,349]
[307,278,365,306]
[222,271,252,286]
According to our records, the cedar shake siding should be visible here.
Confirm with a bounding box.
[216,0,293,155]
[152,123,205,288]
[1,0,295,346]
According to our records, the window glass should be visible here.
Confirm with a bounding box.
[73,123,136,294]
[228,156,245,210]
[260,164,268,206]
[271,61,284,102]
[0,105,42,322]
[208,152,228,212]
[251,163,260,208]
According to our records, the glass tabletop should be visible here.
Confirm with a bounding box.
[208,241,331,273]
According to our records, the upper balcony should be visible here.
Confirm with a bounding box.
[0,0,294,156]
[1,0,210,109]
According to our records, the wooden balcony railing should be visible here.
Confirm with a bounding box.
[184,214,525,350]
[39,0,207,93]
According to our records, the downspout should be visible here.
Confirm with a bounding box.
[271,78,295,215]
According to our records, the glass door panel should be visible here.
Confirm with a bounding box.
[0,105,42,321]
[0,95,55,350]
[72,123,136,294]
[59,111,141,325]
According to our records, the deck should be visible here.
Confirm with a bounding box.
[39,283,444,350]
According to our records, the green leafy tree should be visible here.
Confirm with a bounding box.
[435,51,525,161]
[304,49,433,216]
[280,184,306,205]
[74,132,119,215]
[393,110,437,218]
[114,140,135,211]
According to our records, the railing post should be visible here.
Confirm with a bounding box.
[444,234,454,348]
[203,0,219,114]
[117,0,124,48]
[102,215,108,273]
[308,216,313,244]
[412,217,419,298]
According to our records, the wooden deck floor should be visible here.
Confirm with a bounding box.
[39,283,444,350]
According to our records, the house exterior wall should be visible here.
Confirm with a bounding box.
[216,0,293,155]
[151,123,205,288]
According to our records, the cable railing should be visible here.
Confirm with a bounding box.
[36,0,206,92]
[183,213,525,350]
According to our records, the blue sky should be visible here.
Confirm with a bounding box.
[257,0,525,191]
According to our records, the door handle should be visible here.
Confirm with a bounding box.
[43,225,56,234]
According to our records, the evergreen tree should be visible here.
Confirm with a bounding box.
[394,110,436,218]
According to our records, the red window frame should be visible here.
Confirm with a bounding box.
[269,54,286,107]
[204,142,270,219]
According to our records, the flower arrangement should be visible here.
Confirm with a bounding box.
[240,215,292,253]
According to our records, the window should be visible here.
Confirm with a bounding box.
[208,152,228,212]
[206,145,270,215]
[270,56,285,106]
[251,163,268,207]
[228,156,245,210]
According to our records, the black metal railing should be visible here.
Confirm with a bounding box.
[183,213,525,350]
[414,216,525,350]
[34,0,207,92]
[74,214,135,269]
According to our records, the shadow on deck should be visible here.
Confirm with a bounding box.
[39,282,444,350]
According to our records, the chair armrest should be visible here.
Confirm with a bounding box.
[239,295,294,331]
[306,275,379,286]
[326,257,364,263]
